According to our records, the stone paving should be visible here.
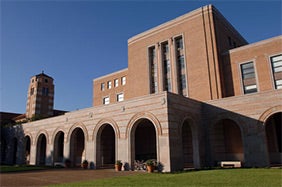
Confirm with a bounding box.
[0,169,139,187]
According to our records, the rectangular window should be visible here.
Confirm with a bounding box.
[175,36,187,96]
[162,42,172,92]
[114,79,119,87]
[107,81,112,89]
[103,97,110,105]
[30,88,34,96]
[240,62,257,94]
[271,54,282,89]
[117,93,124,102]
[101,83,105,91]
[42,87,48,96]
[121,77,126,85]
[149,46,158,94]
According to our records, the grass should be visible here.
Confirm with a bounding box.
[0,165,50,173]
[49,168,282,187]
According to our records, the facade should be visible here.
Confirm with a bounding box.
[1,5,281,172]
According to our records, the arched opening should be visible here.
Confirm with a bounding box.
[210,119,244,166]
[70,128,85,167]
[131,119,157,162]
[24,136,31,165]
[265,112,282,166]
[12,138,18,165]
[54,131,64,164]
[96,124,115,168]
[36,134,47,165]
[182,120,193,168]
[1,138,7,164]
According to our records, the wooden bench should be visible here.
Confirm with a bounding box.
[219,161,241,168]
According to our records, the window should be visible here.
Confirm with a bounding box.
[30,88,34,96]
[176,37,183,49]
[45,79,48,83]
[162,42,172,92]
[240,62,257,94]
[122,76,126,85]
[117,93,124,102]
[270,54,282,89]
[175,36,187,96]
[103,97,110,105]
[149,46,158,93]
[42,87,49,96]
[101,83,105,91]
[114,79,119,87]
[107,81,112,89]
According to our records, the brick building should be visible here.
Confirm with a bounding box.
[2,5,281,172]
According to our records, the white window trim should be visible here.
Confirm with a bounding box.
[117,92,124,102]
[238,59,259,95]
[103,96,110,105]
[269,53,282,90]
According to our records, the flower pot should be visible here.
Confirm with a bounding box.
[82,163,88,169]
[147,165,155,173]
[115,164,122,171]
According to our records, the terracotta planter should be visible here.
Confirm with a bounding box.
[147,165,155,173]
[82,163,88,169]
[115,164,122,171]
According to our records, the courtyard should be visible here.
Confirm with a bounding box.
[0,167,281,187]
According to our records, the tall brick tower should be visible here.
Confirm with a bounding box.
[25,72,54,119]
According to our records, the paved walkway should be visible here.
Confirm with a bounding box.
[0,169,139,187]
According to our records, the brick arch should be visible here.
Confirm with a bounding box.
[35,130,50,144]
[126,112,162,139]
[92,118,120,141]
[66,122,89,143]
[258,105,282,125]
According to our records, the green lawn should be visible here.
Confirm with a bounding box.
[50,168,282,187]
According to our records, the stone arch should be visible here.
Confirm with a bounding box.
[93,118,120,140]
[35,130,50,145]
[95,122,117,168]
[1,137,7,164]
[36,133,47,165]
[264,111,282,166]
[67,122,89,143]
[52,128,66,144]
[209,118,244,166]
[209,113,246,133]
[24,133,33,146]
[128,113,160,168]
[12,137,18,165]
[24,135,31,165]
[126,112,162,139]
[180,116,200,169]
[69,126,86,167]
[258,105,282,124]
[53,130,65,164]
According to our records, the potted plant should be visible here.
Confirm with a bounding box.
[115,160,123,171]
[64,159,71,168]
[82,160,88,169]
[145,159,156,173]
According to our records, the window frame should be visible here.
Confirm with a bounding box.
[269,54,282,89]
[239,60,259,94]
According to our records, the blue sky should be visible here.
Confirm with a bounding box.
[1,0,281,113]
